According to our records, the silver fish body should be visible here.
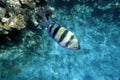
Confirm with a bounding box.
[48,23,80,50]
[36,6,80,50]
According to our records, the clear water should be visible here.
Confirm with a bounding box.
[0,2,120,80]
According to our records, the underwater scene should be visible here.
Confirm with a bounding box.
[0,0,120,80]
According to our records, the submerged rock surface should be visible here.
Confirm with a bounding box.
[0,0,52,34]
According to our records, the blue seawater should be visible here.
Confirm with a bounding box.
[0,2,120,80]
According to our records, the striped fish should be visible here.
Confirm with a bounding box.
[40,16,80,50]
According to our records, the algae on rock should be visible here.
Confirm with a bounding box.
[0,0,51,35]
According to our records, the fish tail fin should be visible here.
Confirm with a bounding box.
[47,17,55,25]
[40,16,55,28]
[39,16,49,28]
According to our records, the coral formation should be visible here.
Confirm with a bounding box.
[0,0,53,35]
[0,0,26,34]
[0,0,54,78]
[0,0,120,80]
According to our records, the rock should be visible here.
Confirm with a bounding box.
[0,0,53,35]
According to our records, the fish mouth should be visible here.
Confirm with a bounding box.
[74,44,80,50]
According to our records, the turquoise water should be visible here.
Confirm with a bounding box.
[0,1,120,80]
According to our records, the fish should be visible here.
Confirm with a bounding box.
[40,16,80,50]
[37,7,80,50]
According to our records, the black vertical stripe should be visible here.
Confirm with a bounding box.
[49,25,53,33]
[58,30,68,42]
[66,35,74,47]
[52,26,60,38]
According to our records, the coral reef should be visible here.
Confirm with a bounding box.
[0,1,55,79]
[51,0,120,26]
[0,0,26,34]
[0,0,120,80]
[0,0,53,35]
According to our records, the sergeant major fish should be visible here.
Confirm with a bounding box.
[36,7,80,50]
